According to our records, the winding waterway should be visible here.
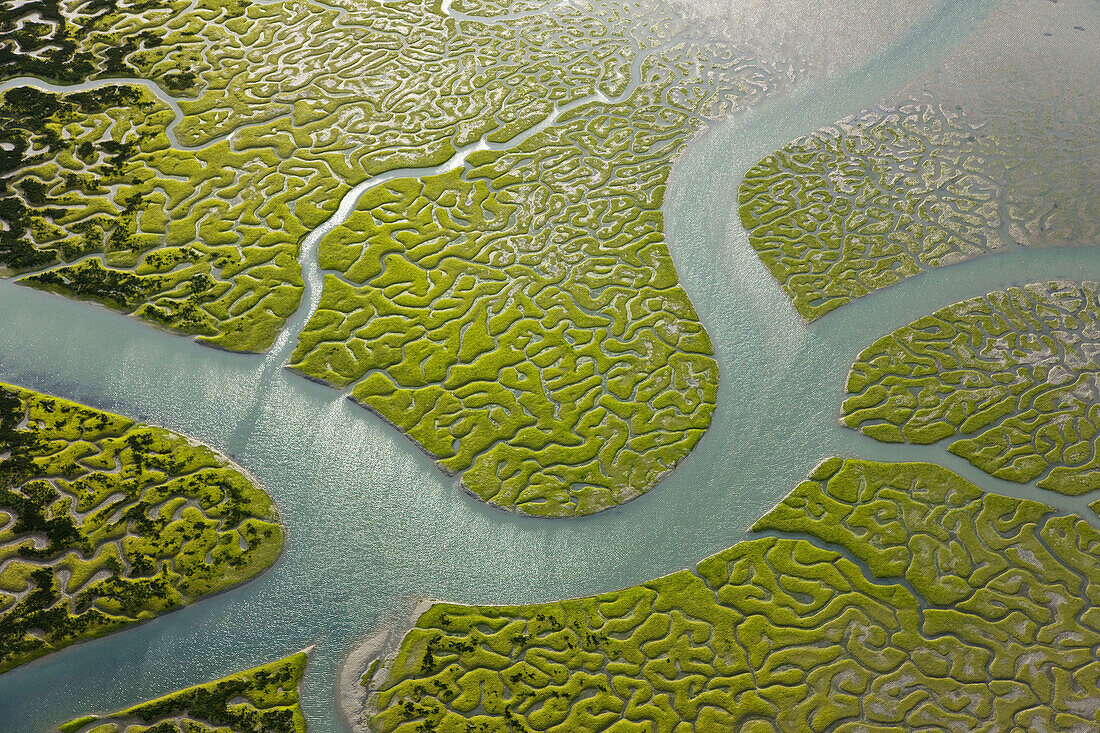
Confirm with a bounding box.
[2,0,1099,730]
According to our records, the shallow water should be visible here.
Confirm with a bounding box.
[2,0,1098,730]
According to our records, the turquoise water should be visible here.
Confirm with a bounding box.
[2,0,1099,730]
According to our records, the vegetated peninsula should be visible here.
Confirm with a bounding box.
[844,281,1100,496]
[59,649,309,733]
[737,0,1098,321]
[346,458,1100,731]
[0,382,284,674]
[282,0,787,517]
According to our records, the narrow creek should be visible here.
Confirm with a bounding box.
[1,0,1098,730]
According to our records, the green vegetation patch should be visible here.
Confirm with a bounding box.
[737,90,1099,321]
[737,104,1007,321]
[0,382,284,674]
[59,650,308,732]
[291,152,718,517]
[843,280,1100,494]
[357,458,1100,731]
[288,1,800,515]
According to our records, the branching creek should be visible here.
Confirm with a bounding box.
[2,0,1100,730]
